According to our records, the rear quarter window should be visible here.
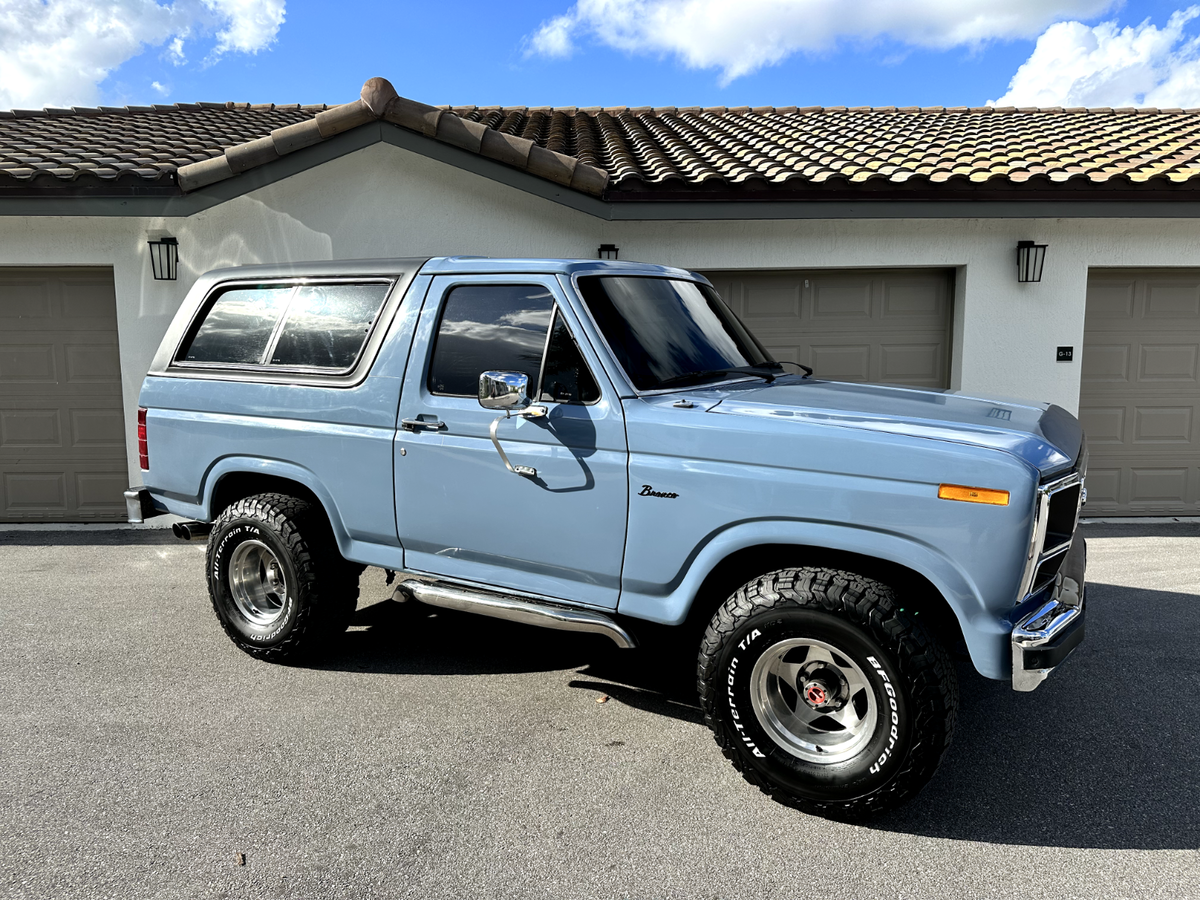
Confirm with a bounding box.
[178,281,391,371]
[270,283,391,369]
[179,285,292,365]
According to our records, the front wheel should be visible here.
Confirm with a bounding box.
[697,567,958,818]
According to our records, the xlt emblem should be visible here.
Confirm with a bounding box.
[639,485,678,499]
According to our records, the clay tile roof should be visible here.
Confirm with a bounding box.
[0,100,325,189]
[6,76,1200,201]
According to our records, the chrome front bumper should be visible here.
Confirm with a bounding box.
[1011,536,1087,692]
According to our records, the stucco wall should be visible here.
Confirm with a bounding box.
[3,139,1200,488]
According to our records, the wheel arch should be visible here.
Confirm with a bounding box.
[201,458,351,555]
[617,519,1007,679]
[683,543,967,657]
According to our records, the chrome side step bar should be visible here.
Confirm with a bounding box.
[399,579,637,649]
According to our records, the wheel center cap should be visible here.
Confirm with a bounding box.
[803,681,829,707]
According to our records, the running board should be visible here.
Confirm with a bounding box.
[399,579,637,649]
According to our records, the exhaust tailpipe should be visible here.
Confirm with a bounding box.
[172,521,212,541]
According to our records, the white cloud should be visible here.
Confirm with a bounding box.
[0,0,286,110]
[151,79,169,95]
[525,0,1117,83]
[206,0,285,57]
[991,8,1200,107]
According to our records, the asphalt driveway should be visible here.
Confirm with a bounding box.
[0,521,1197,900]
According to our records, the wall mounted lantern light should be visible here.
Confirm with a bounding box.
[148,236,179,281]
[1016,240,1047,283]
[598,243,619,260]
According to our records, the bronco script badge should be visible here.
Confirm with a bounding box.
[639,485,679,498]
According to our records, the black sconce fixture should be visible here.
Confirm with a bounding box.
[598,243,619,260]
[148,236,179,281]
[1016,240,1047,283]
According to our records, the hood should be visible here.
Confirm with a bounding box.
[702,378,1082,478]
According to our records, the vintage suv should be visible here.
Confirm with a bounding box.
[128,256,1087,817]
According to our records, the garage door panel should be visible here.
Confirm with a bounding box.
[1144,282,1200,318]
[0,408,62,448]
[1081,344,1130,382]
[3,471,68,512]
[1077,406,1126,444]
[811,345,871,382]
[743,279,801,319]
[811,279,871,319]
[1132,406,1194,443]
[1129,467,1190,503]
[1139,344,1199,381]
[1083,269,1200,515]
[880,277,948,321]
[60,278,117,318]
[74,470,129,511]
[69,408,126,448]
[1083,467,1122,507]
[64,343,121,382]
[0,279,51,317]
[0,344,56,382]
[1085,280,1136,318]
[0,267,126,522]
[880,343,943,383]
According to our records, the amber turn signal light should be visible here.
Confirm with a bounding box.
[938,484,1010,506]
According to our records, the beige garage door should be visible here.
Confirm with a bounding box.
[701,268,954,388]
[1080,269,1200,516]
[0,268,129,522]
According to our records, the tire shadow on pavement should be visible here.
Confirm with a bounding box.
[320,578,1197,850]
[323,598,704,721]
[320,599,622,677]
[868,580,1199,850]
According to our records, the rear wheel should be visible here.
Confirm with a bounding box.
[697,566,958,818]
[206,493,359,663]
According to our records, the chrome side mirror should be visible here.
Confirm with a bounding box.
[479,370,546,479]
[479,371,531,411]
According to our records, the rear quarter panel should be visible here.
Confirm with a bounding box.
[138,274,429,561]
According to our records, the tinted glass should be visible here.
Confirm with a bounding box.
[181,286,292,364]
[270,283,390,369]
[428,285,554,396]
[578,276,772,390]
[539,311,600,403]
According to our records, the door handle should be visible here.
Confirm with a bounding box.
[401,418,446,433]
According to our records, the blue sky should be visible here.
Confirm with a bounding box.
[2,0,1199,111]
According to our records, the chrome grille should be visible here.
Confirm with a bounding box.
[1015,446,1087,605]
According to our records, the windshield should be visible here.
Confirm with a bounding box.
[577,276,774,391]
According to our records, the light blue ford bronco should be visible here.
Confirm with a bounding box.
[128,256,1087,817]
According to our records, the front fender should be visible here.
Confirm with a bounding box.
[616,519,1011,680]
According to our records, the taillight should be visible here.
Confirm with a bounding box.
[137,407,149,470]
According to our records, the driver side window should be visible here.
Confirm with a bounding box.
[427,284,600,404]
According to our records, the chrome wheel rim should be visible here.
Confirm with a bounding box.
[749,638,877,764]
[228,540,288,627]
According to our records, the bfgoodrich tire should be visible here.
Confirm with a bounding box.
[697,567,958,819]
[206,493,360,663]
